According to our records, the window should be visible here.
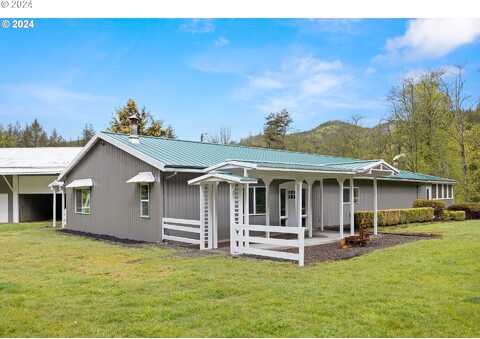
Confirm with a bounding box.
[248,186,266,214]
[343,187,359,203]
[75,188,91,214]
[140,184,150,218]
[288,190,295,199]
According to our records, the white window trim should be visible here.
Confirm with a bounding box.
[249,186,266,216]
[433,184,454,200]
[342,186,359,204]
[140,184,150,218]
[74,188,91,215]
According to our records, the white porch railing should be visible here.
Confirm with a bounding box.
[232,224,305,266]
[162,217,201,246]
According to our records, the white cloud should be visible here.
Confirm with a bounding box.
[214,36,230,47]
[403,65,462,81]
[365,66,376,75]
[383,19,480,61]
[179,19,215,34]
[235,55,350,116]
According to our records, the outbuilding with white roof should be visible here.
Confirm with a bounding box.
[0,147,82,223]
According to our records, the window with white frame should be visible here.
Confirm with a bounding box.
[75,188,91,214]
[249,186,266,214]
[140,184,150,218]
[343,187,359,203]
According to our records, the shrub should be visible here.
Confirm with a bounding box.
[354,207,434,228]
[448,203,480,219]
[443,210,466,221]
[413,199,446,220]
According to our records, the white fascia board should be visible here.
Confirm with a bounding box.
[162,167,205,173]
[58,135,100,181]
[354,176,456,184]
[188,173,257,185]
[255,166,356,175]
[203,160,258,173]
[58,133,166,181]
[358,160,399,175]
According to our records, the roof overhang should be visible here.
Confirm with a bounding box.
[0,168,63,175]
[66,178,93,188]
[58,133,167,181]
[188,172,258,185]
[126,171,156,184]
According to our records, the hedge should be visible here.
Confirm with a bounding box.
[443,210,466,221]
[354,207,434,227]
[447,203,480,219]
[413,199,445,220]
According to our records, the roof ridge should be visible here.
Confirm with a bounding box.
[100,131,363,161]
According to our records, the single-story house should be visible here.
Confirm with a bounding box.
[56,117,455,252]
[0,147,82,223]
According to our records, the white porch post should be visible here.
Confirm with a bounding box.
[306,179,314,238]
[350,177,355,236]
[262,177,273,239]
[373,177,378,236]
[320,178,324,232]
[337,177,344,239]
[199,184,206,250]
[436,183,439,199]
[212,182,218,249]
[52,187,57,228]
[61,188,66,228]
[244,183,250,250]
[296,180,303,228]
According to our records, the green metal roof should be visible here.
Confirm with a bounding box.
[101,132,455,183]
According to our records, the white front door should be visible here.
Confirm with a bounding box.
[0,194,8,223]
[279,182,306,227]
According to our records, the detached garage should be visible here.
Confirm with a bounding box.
[0,147,82,224]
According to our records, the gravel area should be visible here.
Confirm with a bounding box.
[298,232,441,265]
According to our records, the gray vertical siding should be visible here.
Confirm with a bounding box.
[0,175,13,223]
[65,141,163,242]
[62,138,456,242]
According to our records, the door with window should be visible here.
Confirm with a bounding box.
[343,186,359,225]
[279,182,307,227]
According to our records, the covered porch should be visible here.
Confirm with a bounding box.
[185,160,398,264]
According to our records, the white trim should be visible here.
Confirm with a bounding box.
[188,172,258,185]
[140,183,150,218]
[1,175,14,191]
[204,160,258,173]
[66,178,93,188]
[12,175,18,223]
[248,186,266,215]
[356,160,399,175]
[127,172,155,184]
[74,188,91,215]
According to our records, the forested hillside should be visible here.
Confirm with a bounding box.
[241,69,480,203]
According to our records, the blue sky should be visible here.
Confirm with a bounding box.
[0,19,479,141]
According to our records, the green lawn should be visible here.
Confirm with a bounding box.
[1,221,479,337]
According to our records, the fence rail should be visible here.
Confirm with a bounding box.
[162,217,201,246]
[232,224,305,266]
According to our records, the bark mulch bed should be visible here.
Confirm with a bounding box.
[299,232,441,265]
[58,228,217,258]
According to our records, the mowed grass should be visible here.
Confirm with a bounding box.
[1,221,480,337]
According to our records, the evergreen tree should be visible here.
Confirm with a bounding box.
[80,124,95,146]
[108,98,175,138]
[263,109,292,149]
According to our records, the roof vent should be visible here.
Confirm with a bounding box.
[129,114,140,144]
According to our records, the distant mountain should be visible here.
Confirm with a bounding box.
[239,120,392,160]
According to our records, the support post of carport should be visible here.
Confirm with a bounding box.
[373,177,378,235]
[52,187,56,228]
[350,177,355,236]
[337,177,344,239]
[61,188,66,228]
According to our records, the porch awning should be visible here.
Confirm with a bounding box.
[66,178,93,188]
[188,172,258,185]
[126,171,155,184]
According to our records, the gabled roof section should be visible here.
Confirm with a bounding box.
[59,131,455,184]
[0,147,82,175]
